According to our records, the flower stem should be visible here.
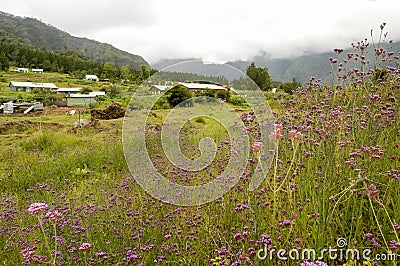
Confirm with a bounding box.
[37,216,53,264]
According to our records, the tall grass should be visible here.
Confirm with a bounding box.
[0,26,399,265]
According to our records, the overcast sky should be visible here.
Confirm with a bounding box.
[1,0,399,64]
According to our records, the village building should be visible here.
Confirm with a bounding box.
[66,94,98,107]
[177,82,228,94]
[32,68,44,74]
[85,75,99,81]
[9,81,58,92]
[149,85,170,94]
[15,68,29,73]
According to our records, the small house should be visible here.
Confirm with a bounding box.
[15,68,29,73]
[32,68,44,74]
[85,75,99,81]
[9,81,58,92]
[149,85,170,94]
[66,94,97,107]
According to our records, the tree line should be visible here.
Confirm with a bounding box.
[0,39,156,84]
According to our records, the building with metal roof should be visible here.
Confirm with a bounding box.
[149,85,171,94]
[9,82,58,92]
[56,88,82,94]
[85,75,99,81]
[178,82,227,91]
[66,94,97,106]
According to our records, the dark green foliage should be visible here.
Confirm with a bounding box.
[0,30,103,74]
[102,62,118,80]
[246,62,272,91]
[279,78,301,94]
[0,29,157,84]
[199,88,216,98]
[108,84,122,98]
[216,90,230,101]
[0,52,9,70]
[80,87,93,94]
[167,85,192,107]
[152,96,170,110]
[228,95,246,106]
[373,68,386,82]
[194,117,206,124]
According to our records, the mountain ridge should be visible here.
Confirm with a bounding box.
[0,11,149,70]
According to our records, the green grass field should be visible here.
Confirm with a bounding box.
[0,47,399,266]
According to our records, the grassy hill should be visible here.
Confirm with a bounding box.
[0,11,149,70]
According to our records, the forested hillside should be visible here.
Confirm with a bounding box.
[0,11,149,70]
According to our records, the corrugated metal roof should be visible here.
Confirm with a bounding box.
[89,91,106,96]
[151,85,170,91]
[10,81,58,89]
[67,94,97,98]
[178,82,226,90]
[57,88,82,92]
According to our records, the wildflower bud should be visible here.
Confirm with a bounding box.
[79,243,92,251]
[252,141,262,159]
[28,203,48,214]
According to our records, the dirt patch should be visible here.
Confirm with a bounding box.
[0,120,65,134]
[0,106,86,117]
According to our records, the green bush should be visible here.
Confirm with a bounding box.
[194,117,206,124]
[152,96,170,110]
[216,90,230,101]
[228,95,246,106]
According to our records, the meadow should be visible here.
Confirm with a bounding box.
[0,31,399,265]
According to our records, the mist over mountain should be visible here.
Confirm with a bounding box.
[0,11,149,69]
[153,42,400,84]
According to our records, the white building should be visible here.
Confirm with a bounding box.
[15,68,29,73]
[9,81,58,92]
[66,94,97,106]
[85,75,99,81]
[149,85,170,94]
[32,68,44,74]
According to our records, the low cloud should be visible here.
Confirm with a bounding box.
[1,0,399,64]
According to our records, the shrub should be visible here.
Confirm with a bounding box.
[194,117,206,124]
[228,95,246,106]
[152,96,170,110]
[216,90,230,101]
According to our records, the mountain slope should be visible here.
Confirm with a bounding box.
[0,11,149,69]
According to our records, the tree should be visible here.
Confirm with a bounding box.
[102,62,117,80]
[246,62,272,91]
[216,90,230,101]
[140,64,151,81]
[120,65,131,81]
[279,78,301,94]
[109,84,122,98]
[167,85,192,107]
[0,53,9,71]
[200,88,216,98]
